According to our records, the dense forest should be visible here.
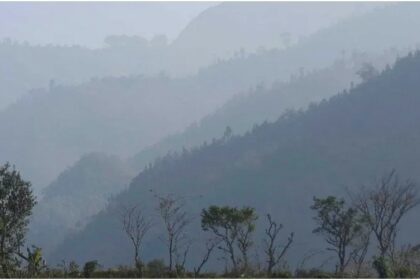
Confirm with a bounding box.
[3,2,420,279]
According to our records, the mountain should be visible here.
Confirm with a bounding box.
[130,49,400,171]
[49,51,420,268]
[0,69,252,190]
[0,2,213,47]
[0,2,386,109]
[0,38,174,110]
[11,2,420,251]
[27,49,399,260]
[170,2,383,75]
[27,153,135,257]
[190,3,420,88]
[26,50,394,259]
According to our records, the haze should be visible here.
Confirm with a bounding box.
[4,1,420,279]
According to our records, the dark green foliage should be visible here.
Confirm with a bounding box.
[25,246,46,277]
[68,261,80,278]
[311,196,363,274]
[146,259,167,278]
[373,256,393,278]
[83,260,99,278]
[201,206,258,275]
[0,163,36,277]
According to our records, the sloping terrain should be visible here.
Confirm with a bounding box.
[27,153,134,257]
[50,51,420,268]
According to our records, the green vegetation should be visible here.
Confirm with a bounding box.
[3,161,420,278]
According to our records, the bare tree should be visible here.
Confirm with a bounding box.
[263,214,294,276]
[352,170,420,259]
[193,237,220,277]
[156,194,191,273]
[350,225,371,277]
[119,204,152,276]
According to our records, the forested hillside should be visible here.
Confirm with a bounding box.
[3,3,420,191]
[0,69,254,189]
[27,153,135,257]
[169,2,381,75]
[130,49,401,170]
[31,49,399,259]
[194,3,420,88]
[50,51,420,270]
[3,2,415,111]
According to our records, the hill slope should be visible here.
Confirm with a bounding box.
[0,2,388,108]
[0,69,251,190]
[27,51,394,259]
[50,51,420,268]
[130,49,400,171]
[192,3,420,88]
[27,153,134,257]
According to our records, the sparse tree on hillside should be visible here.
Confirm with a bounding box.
[0,163,36,277]
[356,62,379,82]
[263,214,294,276]
[201,206,258,275]
[223,126,233,141]
[311,196,364,275]
[156,194,191,274]
[119,205,152,277]
[351,170,420,260]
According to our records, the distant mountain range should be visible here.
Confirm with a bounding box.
[7,2,420,270]
[25,51,383,260]
[3,2,417,191]
[0,2,384,109]
[47,51,420,269]
[170,2,384,75]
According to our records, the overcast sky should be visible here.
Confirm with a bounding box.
[0,2,217,48]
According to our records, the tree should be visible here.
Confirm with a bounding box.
[311,196,363,275]
[223,126,233,141]
[156,194,191,274]
[356,62,379,82]
[201,205,258,274]
[119,205,152,277]
[0,163,36,277]
[352,170,420,260]
[193,237,220,277]
[350,224,371,278]
[83,260,99,278]
[263,214,294,276]
[24,246,46,277]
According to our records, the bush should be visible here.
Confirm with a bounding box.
[146,259,167,278]
[83,260,99,278]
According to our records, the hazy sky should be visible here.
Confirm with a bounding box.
[0,2,217,48]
